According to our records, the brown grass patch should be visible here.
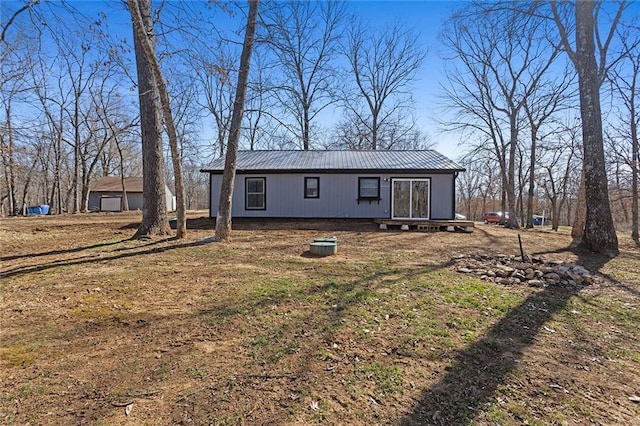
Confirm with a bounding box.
[1,211,639,425]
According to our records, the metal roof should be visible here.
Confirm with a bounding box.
[90,176,144,192]
[201,150,464,173]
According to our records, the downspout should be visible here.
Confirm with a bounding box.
[453,171,459,220]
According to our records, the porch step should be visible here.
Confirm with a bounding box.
[374,219,475,233]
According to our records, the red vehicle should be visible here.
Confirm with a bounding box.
[482,211,509,224]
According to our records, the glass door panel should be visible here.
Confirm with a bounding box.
[412,180,429,218]
[393,180,410,218]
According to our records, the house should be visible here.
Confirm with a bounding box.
[201,150,465,221]
[88,176,176,212]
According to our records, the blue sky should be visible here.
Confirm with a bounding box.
[341,1,464,157]
[2,0,464,156]
[4,0,640,161]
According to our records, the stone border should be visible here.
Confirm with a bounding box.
[452,254,595,288]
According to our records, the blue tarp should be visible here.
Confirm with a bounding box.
[26,205,49,215]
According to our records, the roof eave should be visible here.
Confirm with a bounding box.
[202,168,465,174]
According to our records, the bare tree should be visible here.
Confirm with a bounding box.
[522,65,575,228]
[607,30,639,244]
[216,0,259,242]
[94,88,139,212]
[4,1,141,216]
[192,40,235,158]
[0,34,32,216]
[57,34,102,213]
[21,2,122,214]
[0,0,39,43]
[442,2,562,230]
[551,0,625,254]
[261,0,345,150]
[164,74,204,212]
[129,0,171,237]
[30,50,70,215]
[456,155,489,221]
[342,21,425,150]
[242,50,273,151]
[129,0,187,238]
[538,131,580,231]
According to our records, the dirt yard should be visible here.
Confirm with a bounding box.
[1,211,639,425]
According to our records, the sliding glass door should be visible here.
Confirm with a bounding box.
[392,178,430,220]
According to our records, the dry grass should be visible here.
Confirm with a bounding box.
[1,211,639,425]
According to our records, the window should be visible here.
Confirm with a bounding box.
[304,177,319,198]
[245,177,266,210]
[358,177,380,199]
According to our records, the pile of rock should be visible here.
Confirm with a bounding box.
[452,254,595,288]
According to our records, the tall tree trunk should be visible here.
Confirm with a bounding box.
[114,135,130,211]
[550,196,559,231]
[631,80,639,245]
[121,178,129,212]
[20,152,39,215]
[73,100,80,213]
[574,2,618,253]
[303,105,310,150]
[2,103,17,216]
[130,0,171,238]
[526,124,538,229]
[371,112,378,150]
[51,131,63,215]
[49,165,57,215]
[500,179,507,225]
[80,184,90,213]
[128,0,187,239]
[571,170,586,242]
[506,118,520,229]
[552,1,621,253]
[215,0,260,242]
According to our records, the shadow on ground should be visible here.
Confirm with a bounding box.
[119,217,380,232]
[400,247,616,425]
[0,237,207,279]
[0,239,130,262]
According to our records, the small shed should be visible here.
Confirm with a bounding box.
[201,150,465,221]
[88,176,175,212]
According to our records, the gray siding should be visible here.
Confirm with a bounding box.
[88,192,144,211]
[429,174,455,219]
[209,172,456,219]
[87,190,174,212]
[88,193,101,211]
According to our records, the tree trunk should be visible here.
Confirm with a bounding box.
[2,103,17,216]
[73,99,80,214]
[303,104,310,150]
[574,2,618,253]
[121,179,129,212]
[550,196,560,231]
[571,170,586,241]
[49,164,57,215]
[115,136,130,211]
[505,115,520,229]
[130,0,171,238]
[526,124,538,229]
[51,130,64,215]
[128,0,187,239]
[631,78,639,245]
[500,176,507,226]
[371,112,378,150]
[215,0,260,242]
[20,157,38,215]
[632,137,639,245]
[80,183,90,213]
